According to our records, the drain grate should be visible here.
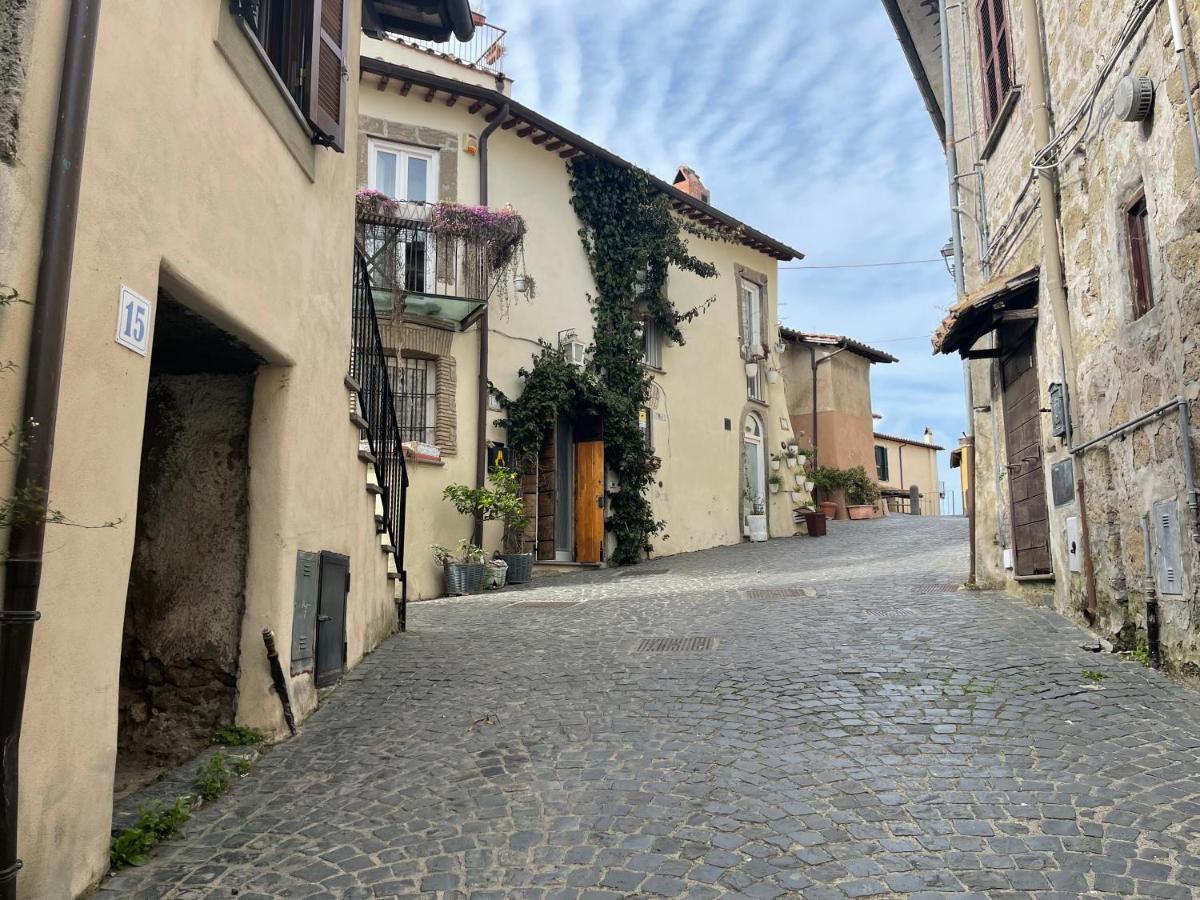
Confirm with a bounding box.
[743,587,816,600]
[618,568,670,579]
[636,637,718,652]
[911,583,963,595]
[509,601,580,609]
[861,608,917,619]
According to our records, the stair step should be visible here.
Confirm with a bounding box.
[366,482,383,496]
[349,411,369,430]
[344,374,361,393]
[358,448,377,464]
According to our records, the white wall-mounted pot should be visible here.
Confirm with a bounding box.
[744,361,759,378]
[514,275,529,293]
[766,369,780,384]
[770,459,781,472]
[805,481,815,492]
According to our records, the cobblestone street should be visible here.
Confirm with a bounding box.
[100,517,1200,898]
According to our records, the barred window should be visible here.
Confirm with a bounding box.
[977,0,1013,126]
[388,356,437,444]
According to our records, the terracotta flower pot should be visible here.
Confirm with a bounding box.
[847,505,875,520]
[819,501,837,520]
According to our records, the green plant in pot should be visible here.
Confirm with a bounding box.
[442,469,535,585]
[808,465,845,519]
[841,465,881,520]
[431,539,487,596]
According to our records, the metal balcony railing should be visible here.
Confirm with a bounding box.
[403,20,507,75]
[356,203,503,330]
[351,247,410,630]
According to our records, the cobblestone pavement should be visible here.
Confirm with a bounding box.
[100,517,1200,899]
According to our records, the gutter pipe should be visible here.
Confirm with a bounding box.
[939,0,977,584]
[446,0,476,42]
[1167,0,1200,178]
[0,2,102,895]
[473,101,510,546]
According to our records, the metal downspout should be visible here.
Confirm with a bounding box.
[1167,0,1200,177]
[0,2,102,894]
[473,102,510,546]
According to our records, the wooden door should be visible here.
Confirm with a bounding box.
[535,430,556,560]
[1001,330,1052,576]
[574,441,604,563]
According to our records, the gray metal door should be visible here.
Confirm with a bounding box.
[315,552,349,687]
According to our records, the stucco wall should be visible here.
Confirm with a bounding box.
[942,0,1200,667]
[358,62,796,598]
[3,4,398,896]
[780,344,877,473]
[876,437,941,514]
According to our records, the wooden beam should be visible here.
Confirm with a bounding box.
[516,125,536,138]
[996,308,1037,321]
[484,107,502,121]
[963,348,1003,359]
[468,100,485,114]
[531,133,551,145]
[544,140,565,151]
[559,147,580,158]
[424,88,437,102]
[399,81,412,96]
[501,118,519,130]
[376,75,389,92]
[445,94,459,107]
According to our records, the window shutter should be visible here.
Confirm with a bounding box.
[307,0,348,151]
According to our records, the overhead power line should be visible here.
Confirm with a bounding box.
[780,258,945,271]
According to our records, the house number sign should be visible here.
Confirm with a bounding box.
[115,286,152,356]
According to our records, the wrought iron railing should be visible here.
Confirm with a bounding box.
[357,207,495,325]
[351,247,410,630]
[404,20,507,74]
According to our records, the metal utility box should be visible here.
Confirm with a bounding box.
[1153,499,1184,596]
[1066,517,1081,573]
[290,550,320,675]
[1048,383,1068,438]
[1051,459,1075,507]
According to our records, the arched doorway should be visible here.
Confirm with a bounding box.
[742,412,766,534]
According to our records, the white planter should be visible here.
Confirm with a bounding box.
[514,275,529,293]
[766,369,780,384]
[805,481,815,492]
[770,459,781,472]
[785,456,797,469]
[790,492,804,503]
[795,474,805,488]
[769,482,780,494]
[747,514,769,543]
[744,361,759,378]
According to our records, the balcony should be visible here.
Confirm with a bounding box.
[356,199,524,330]
[400,16,507,76]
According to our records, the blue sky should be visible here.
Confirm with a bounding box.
[483,0,968,511]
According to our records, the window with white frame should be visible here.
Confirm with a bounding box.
[388,356,438,444]
[741,279,766,401]
[367,139,438,204]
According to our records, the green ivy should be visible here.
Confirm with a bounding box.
[497,159,718,565]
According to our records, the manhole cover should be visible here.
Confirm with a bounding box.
[509,601,580,609]
[636,637,719,652]
[861,608,917,619]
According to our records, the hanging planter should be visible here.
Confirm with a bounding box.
[744,361,759,378]
[795,473,805,488]
[769,481,781,495]
[766,369,780,384]
[805,480,815,493]
[790,491,804,503]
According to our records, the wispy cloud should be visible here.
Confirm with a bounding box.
[484,0,967,506]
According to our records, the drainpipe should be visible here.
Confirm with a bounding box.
[0,2,101,895]
[1141,514,1162,668]
[472,101,509,546]
[1167,0,1200,178]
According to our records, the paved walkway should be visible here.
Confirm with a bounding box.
[101,517,1200,898]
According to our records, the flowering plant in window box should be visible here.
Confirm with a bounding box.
[355,188,400,218]
[429,202,530,314]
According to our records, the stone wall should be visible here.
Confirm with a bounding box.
[944,0,1200,671]
[0,0,29,163]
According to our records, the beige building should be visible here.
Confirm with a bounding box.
[885,0,1200,669]
[357,33,804,599]
[873,430,945,516]
[778,329,897,474]
[0,2,474,896]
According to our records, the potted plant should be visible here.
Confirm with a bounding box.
[770,452,783,472]
[809,465,845,520]
[745,483,768,542]
[443,469,535,584]
[842,466,881,520]
[784,446,798,469]
[432,540,487,595]
[514,272,536,298]
[485,557,509,590]
[744,360,759,378]
[766,366,780,384]
[768,473,782,494]
[790,490,804,503]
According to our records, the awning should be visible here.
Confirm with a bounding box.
[933,267,1039,355]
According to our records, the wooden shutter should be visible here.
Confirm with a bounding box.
[1126,192,1153,319]
[977,0,1011,125]
[307,0,348,151]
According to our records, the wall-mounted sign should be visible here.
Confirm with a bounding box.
[115,286,152,356]
[1050,458,1075,507]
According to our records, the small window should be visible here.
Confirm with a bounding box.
[977,0,1013,127]
[642,319,663,369]
[1126,191,1154,319]
[389,357,438,444]
[741,280,763,350]
[875,446,890,482]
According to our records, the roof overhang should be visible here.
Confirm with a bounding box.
[779,327,898,364]
[880,0,946,141]
[933,268,1040,355]
[363,0,475,42]
[358,58,804,261]
[874,432,946,451]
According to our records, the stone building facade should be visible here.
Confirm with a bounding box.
[884,0,1200,671]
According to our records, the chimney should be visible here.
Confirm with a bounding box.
[924,427,934,445]
[673,166,710,204]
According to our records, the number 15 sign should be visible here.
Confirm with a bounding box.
[115,286,153,356]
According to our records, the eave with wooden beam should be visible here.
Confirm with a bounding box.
[357,57,804,262]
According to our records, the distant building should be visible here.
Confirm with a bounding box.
[874,429,945,516]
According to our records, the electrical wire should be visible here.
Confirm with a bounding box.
[779,258,944,271]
